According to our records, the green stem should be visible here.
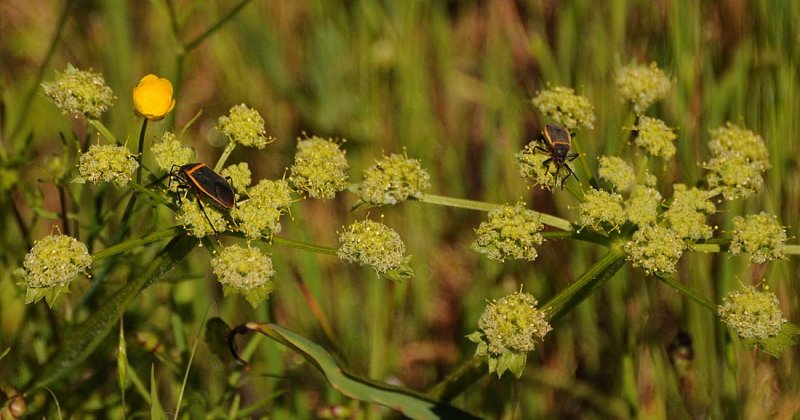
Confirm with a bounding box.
[128,180,169,207]
[214,141,237,172]
[426,357,486,402]
[92,226,183,260]
[654,275,717,312]
[416,193,573,231]
[88,118,117,143]
[183,0,254,53]
[137,118,149,184]
[6,0,75,149]
[542,247,628,322]
[271,236,338,256]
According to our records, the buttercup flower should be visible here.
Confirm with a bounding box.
[217,104,272,148]
[467,290,551,378]
[616,62,671,114]
[718,285,785,339]
[729,212,787,264]
[212,245,275,307]
[704,123,770,200]
[532,85,595,130]
[152,132,196,171]
[21,234,92,305]
[338,219,406,274]
[358,153,431,205]
[473,203,544,262]
[132,74,175,120]
[77,144,138,187]
[289,136,349,200]
[42,64,115,118]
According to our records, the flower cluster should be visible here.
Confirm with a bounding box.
[232,179,293,240]
[211,245,275,307]
[729,212,786,264]
[176,202,229,238]
[663,184,716,241]
[624,224,686,274]
[289,136,349,200]
[718,285,785,339]
[598,156,635,191]
[532,86,595,130]
[579,188,626,231]
[467,290,551,378]
[152,132,196,171]
[615,62,671,114]
[338,219,406,275]
[473,203,544,262]
[633,116,677,159]
[78,144,138,187]
[516,143,558,190]
[358,153,431,205]
[20,234,92,305]
[222,162,253,195]
[704,123,770,200]
[42,64,115,118]
[625,186,662,227]
[217,104,272,148]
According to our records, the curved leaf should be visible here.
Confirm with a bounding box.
[228,321,480,419]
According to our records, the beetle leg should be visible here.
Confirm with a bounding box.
[195,196,220,237]
[566,152,579,161]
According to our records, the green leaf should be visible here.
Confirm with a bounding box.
[742,322,800,357]
[231,322,479,419]
[150,364,167,420]
[118,318,128,410]
[26,235,196,392]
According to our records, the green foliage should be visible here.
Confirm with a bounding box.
[2,1,800,418]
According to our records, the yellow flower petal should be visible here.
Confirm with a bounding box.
[132,74,175,120]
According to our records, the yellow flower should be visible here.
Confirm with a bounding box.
[132,74,175,120]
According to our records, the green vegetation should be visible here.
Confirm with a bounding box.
[2,1,800,418]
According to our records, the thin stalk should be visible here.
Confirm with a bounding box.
[214,141,237,172]
[655,275,717,312]
[137,119,149,184]
[271,236,338,255]
[57,185,71,237]
[92,226,183,260]
[416,193,573,231]
[292,268,338,346]
[183,0,254,53]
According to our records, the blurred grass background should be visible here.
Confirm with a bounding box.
[1,0,799,417]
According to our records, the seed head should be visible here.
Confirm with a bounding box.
[359,153,431,205]
[152,132,196,171]
[467,290,551,378]
[211,245,275,307]
[232,179,293,240]
[579,188,626,231]
[615,62,671,114]
[729,212,787,264]
[718,285,785,339]
[624,224,686,275]
[598,156,635,191]
[21,234,92,305]
[338,219,406,274]
[42,64,115,118]
[663,184,716,241]
[217,104,273,148]
[625,185,662,227]
[289,136,349,200]
[704,123,770,200]
[634,116,677,159]
[532,86,595,130]
[473,203,544,262]
[78,144,138,187]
